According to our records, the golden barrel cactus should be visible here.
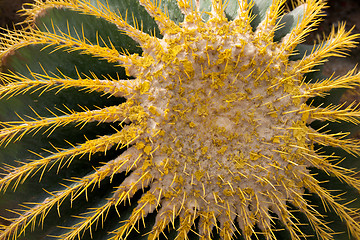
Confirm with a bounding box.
[0,0,360,239]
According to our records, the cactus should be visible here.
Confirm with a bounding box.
[0,0,360,239]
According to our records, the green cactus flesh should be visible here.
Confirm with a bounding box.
[1,0,360,239]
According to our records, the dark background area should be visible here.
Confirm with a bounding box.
[0,0,32,29]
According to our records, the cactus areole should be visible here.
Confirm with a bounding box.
[1,0,360,239]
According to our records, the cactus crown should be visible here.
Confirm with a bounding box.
[1,0,360,239]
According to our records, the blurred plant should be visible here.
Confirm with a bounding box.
[0,0,360,239]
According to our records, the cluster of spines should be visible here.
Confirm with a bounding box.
[0,0,360,240]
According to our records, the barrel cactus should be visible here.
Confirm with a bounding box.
[0,0,360,239]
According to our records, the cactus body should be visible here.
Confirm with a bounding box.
[1,0,360,239]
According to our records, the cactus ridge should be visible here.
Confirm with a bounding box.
[0,0,360,239]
